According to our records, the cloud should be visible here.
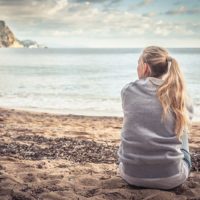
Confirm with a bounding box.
[48,0,68,15]
[0,0,152,38]
[130,0,154,8]
[0,0,28,5]
[165,6,200,15]
[72,0,121,4]
[173,0,182,6]
[137,0,154,7]
[0,0,199,47]
[128,0,154,11]
[142,12,156,17]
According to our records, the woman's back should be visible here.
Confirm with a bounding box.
[118,76,184,179]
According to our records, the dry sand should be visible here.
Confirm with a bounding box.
[0,107,199,200]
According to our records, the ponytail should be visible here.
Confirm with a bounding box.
[156,57,191,140]
[141,46,192,140]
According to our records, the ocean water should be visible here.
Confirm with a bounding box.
[0,48,199,121]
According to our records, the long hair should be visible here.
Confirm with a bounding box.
[141,46,192,140]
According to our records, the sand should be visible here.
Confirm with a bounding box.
[0,107,199,200]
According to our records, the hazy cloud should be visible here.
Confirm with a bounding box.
[48,0,68,15]
[130,0,154,9]
[73,0,121,4]
[137,0,154,7]
[142,12,156,17]
[165,6,200,15]
[0,0,199,47]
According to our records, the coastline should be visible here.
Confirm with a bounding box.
[0,106,124,118]
[0,106,200,122]
[0,107,200,199]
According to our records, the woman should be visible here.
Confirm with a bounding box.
[117,46,194,190]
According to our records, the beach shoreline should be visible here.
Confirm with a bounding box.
[0,106,124,118]
[1,106,200,122]
[0,107,200,199]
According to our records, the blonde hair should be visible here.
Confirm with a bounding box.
[141,46,192,140]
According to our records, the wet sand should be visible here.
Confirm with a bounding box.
[0,107,199,200]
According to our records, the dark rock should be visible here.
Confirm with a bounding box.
[0,20,16,47]
[0,134,199,172]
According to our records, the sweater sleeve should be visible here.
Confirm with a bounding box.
[120,83,130,110]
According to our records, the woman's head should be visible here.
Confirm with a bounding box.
[138,46,192,140]
[137,46,170,79]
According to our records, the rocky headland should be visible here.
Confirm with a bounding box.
[0,20,46,48]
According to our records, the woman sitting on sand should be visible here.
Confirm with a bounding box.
[118,46,194,190]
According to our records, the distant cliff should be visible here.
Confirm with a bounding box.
[0,21,46,48]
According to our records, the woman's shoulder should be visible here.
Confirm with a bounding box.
[121,78,147,95]
[121,81,138,97]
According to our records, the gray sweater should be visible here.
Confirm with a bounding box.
[118,76,194,179]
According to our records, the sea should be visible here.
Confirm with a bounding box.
[0,48,199,121]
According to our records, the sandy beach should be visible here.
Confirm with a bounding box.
[0,107,199,200]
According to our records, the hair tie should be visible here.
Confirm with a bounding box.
[166,56,173,62]
[166,56,172,71]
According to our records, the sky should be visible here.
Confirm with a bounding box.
[0,0,200,48]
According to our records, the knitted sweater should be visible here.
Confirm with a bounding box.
[117,76,194,179]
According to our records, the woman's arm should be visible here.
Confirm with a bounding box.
[120,83,130,110]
